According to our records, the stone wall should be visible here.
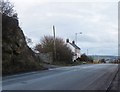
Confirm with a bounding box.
[36,53,53,64]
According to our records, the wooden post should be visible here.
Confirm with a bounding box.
[53,25,56,62]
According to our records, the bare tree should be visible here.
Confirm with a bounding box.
[35,36,73,64]
[0,0,17,18]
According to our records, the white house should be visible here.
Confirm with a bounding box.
[66,39,81,61]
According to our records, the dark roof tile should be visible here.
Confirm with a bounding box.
[69,42,81,50]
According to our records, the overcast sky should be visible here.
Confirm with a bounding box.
[10,0,118,56]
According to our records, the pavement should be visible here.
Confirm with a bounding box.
[108,65,120,92]
[2,64,118,90]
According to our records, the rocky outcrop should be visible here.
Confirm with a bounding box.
[2,14,44,75]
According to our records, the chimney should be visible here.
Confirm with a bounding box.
[66,39,69,43]
[72,41,75,44]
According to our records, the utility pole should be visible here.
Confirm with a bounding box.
[53,25,56,62]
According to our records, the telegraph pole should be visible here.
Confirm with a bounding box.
[53,25,56,62]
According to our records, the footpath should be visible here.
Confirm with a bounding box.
[108,67,120,92]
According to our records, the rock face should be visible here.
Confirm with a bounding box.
[2,14,43,75]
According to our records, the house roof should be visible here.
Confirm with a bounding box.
[69,42,81,50]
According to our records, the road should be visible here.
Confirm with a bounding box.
[2,64,118,90]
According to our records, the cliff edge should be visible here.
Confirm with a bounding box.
[2,14,44,75]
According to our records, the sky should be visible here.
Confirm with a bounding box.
[10,0,118,56]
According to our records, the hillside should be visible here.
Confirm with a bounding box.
[89,55,117,60]
[2,14,45,75]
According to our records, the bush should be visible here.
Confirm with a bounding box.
[99,59,106,63]
[78,53,93,63]
[35,36,73,64]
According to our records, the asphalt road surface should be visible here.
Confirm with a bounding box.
[2,64,118,90]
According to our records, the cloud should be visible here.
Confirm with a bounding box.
[10,1,118,55]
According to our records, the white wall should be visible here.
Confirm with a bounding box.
[66,43,81,61]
